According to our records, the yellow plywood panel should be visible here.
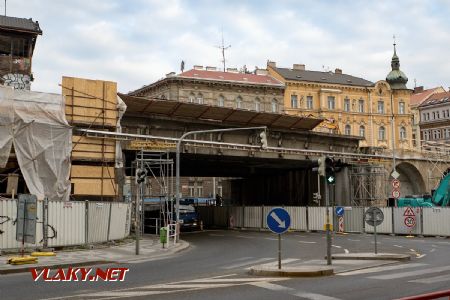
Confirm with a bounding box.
[71,178,117,196]
[62,76,118,128]
[71,165,115,178]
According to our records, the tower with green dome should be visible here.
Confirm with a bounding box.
[386,43,408,90]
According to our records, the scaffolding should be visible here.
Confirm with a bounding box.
[350,164,388,206]
[133,150,174,236]
[420,140,450,189]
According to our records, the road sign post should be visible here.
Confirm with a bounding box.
[267,208,291,270]
[365,207,384,255]
[403,207,416,236]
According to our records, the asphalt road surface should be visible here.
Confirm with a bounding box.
[1,230,450,299]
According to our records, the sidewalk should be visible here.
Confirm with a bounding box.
[0,236,189,274]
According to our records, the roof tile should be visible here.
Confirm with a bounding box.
[179,69,284,86]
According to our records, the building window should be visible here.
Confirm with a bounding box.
[189,93,195,103]
[359,125,365,138]
[291,95,298,108]
[400,126,407,140]
[436,111,440,119]
[399,102,405,114]
[217,185,223,197]
[344,98,350,112]
[377,101,384,114]
[378,126,386,140]
[307,96,313,109]
[422,113,426,121]
[196,185,203,197]
[217,95,224,107]
[197,93,203,104]
[188,183,195,197]
[358,99,364,113]
[255,98,261,112]
[423,130,429,141]
[345,124,351,135]
[445,128,450,139]
[327,96,335,110]
[433,129,441,140]
[236,96,242,109]
[271,99,278,113]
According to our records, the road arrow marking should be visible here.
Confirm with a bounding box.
[270,212,286,228]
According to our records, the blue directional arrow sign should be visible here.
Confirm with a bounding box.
[267,208,291,234]
[335,206,345,217]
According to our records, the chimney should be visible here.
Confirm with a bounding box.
[226,67,238,73]
[193,65,203,70]
[267,61,276,68]
[166,72,176,77]
[255,68,268,76]
[293,64,305,71]
[414,86,424,93]
[206,66,217,71]
[335,68,342,74]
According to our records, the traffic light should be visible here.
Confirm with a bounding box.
[136,168,148,184]
[318,156,326,176]
[259,131,268,149]
[325,157,336,185]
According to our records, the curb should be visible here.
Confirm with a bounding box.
[249,266,333,277]
[0,260,114,275]
[331,253,411,261]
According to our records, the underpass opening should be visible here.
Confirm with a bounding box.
[396,161,426,196]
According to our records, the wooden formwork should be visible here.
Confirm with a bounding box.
[62,76,118,128]
[62,76,120,200]
[70,165,117,197]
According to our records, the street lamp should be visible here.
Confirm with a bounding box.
[175,126,267,240]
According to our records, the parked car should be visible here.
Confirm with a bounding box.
[177,204,202,231]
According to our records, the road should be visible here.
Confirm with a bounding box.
[1,230,450,299]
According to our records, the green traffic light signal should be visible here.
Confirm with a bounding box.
[325,157,336,185]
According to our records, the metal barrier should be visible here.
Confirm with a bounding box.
[0,199,132,250]
[167,223,177,245]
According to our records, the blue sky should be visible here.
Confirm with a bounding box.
[9,0,450,93]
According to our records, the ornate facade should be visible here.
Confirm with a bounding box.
[267,45,413,151]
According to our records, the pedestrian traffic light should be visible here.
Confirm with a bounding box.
[259,131,268,149]
[318,156,326,176]
[136,168,148,184]
[325,157,336,185]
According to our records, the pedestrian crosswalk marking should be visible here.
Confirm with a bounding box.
[251,282,342,300]
[337,263,427,276]
[246,258,301,269]
[293,292,342,300]
[368,265,450,280]
[250,281,295,292]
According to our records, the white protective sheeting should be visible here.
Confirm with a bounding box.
[0,86,72,201]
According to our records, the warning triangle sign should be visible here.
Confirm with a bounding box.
[403,207,415,217]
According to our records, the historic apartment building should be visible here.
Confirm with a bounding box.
[267,45,413,152]
[419,91,450,145]
[410,86,445,149]
[128,66,285,199]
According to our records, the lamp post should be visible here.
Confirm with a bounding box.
[175,126,267,240]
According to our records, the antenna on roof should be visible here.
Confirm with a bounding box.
[180,60,185,73]
[215,28,231,72]
[414,78,417,88]
[4,0,6,16]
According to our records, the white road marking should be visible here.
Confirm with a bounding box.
[347,239,361,242]
[416,254,426,259]
[409,273,450,284]
[332,245,342,249]
[298,241,316,244]
[293,291,342,300]
[249,258,301,269]
[430,248,436,253]
[369,265,450,280]
[337,263,427,276]
[223,257,273,269]
[250,281,295,292]
[344,249,350,254]
[236,235,256,239]
[393,245,403,248]
[265,237,279,241]
[409,248,416,252]
[251,282,342,300]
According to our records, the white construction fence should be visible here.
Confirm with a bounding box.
[197,206,450,237]
[0,199,131,250]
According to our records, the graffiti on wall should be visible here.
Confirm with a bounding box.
[2,73,31,90]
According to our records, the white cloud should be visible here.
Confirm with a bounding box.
[5,0,450,93]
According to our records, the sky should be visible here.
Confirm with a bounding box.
[8,0,450,94]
